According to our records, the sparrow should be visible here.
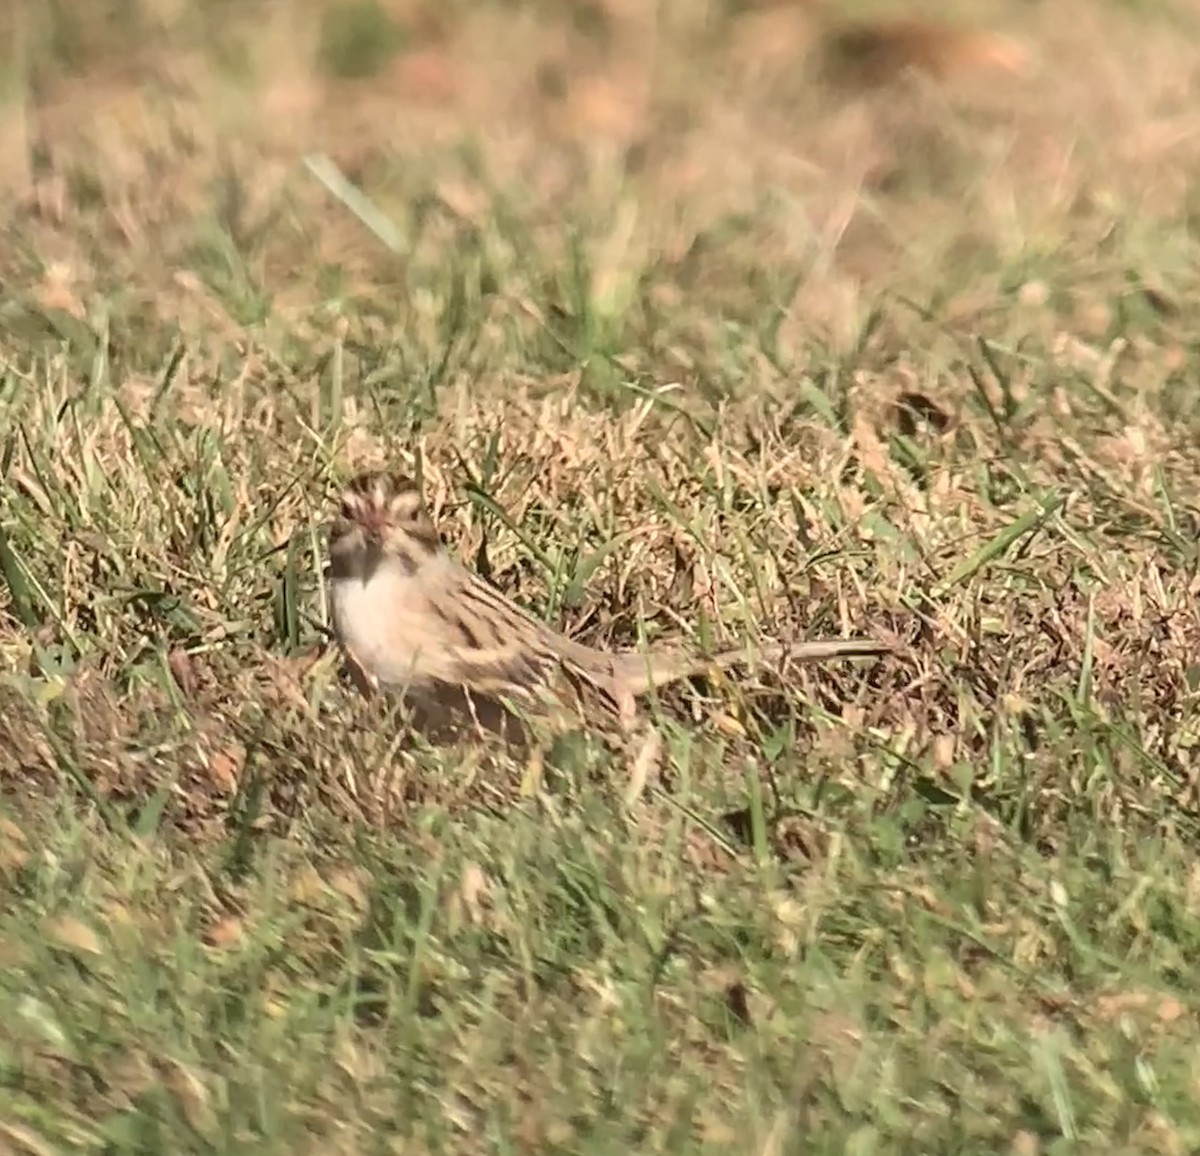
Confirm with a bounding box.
[326,470,890,737]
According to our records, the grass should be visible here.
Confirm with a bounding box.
[2,0,1200,1151]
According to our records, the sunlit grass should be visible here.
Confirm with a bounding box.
[2,0,1200,1151]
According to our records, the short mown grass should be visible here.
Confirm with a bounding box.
[2,0,1200,1152]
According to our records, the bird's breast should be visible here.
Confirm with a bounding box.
[328,557,463,690]
[329,566,420,687]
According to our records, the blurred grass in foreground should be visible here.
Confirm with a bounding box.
[1,0,1200,1151]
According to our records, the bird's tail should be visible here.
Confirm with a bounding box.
[615,636,890,695]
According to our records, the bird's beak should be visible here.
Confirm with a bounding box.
[357,505,388,540]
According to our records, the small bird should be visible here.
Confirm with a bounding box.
[326,470,890,737]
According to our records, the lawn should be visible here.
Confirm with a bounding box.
[2,0,1200,1152]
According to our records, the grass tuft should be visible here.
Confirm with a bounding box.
[2,0,1200,1150]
